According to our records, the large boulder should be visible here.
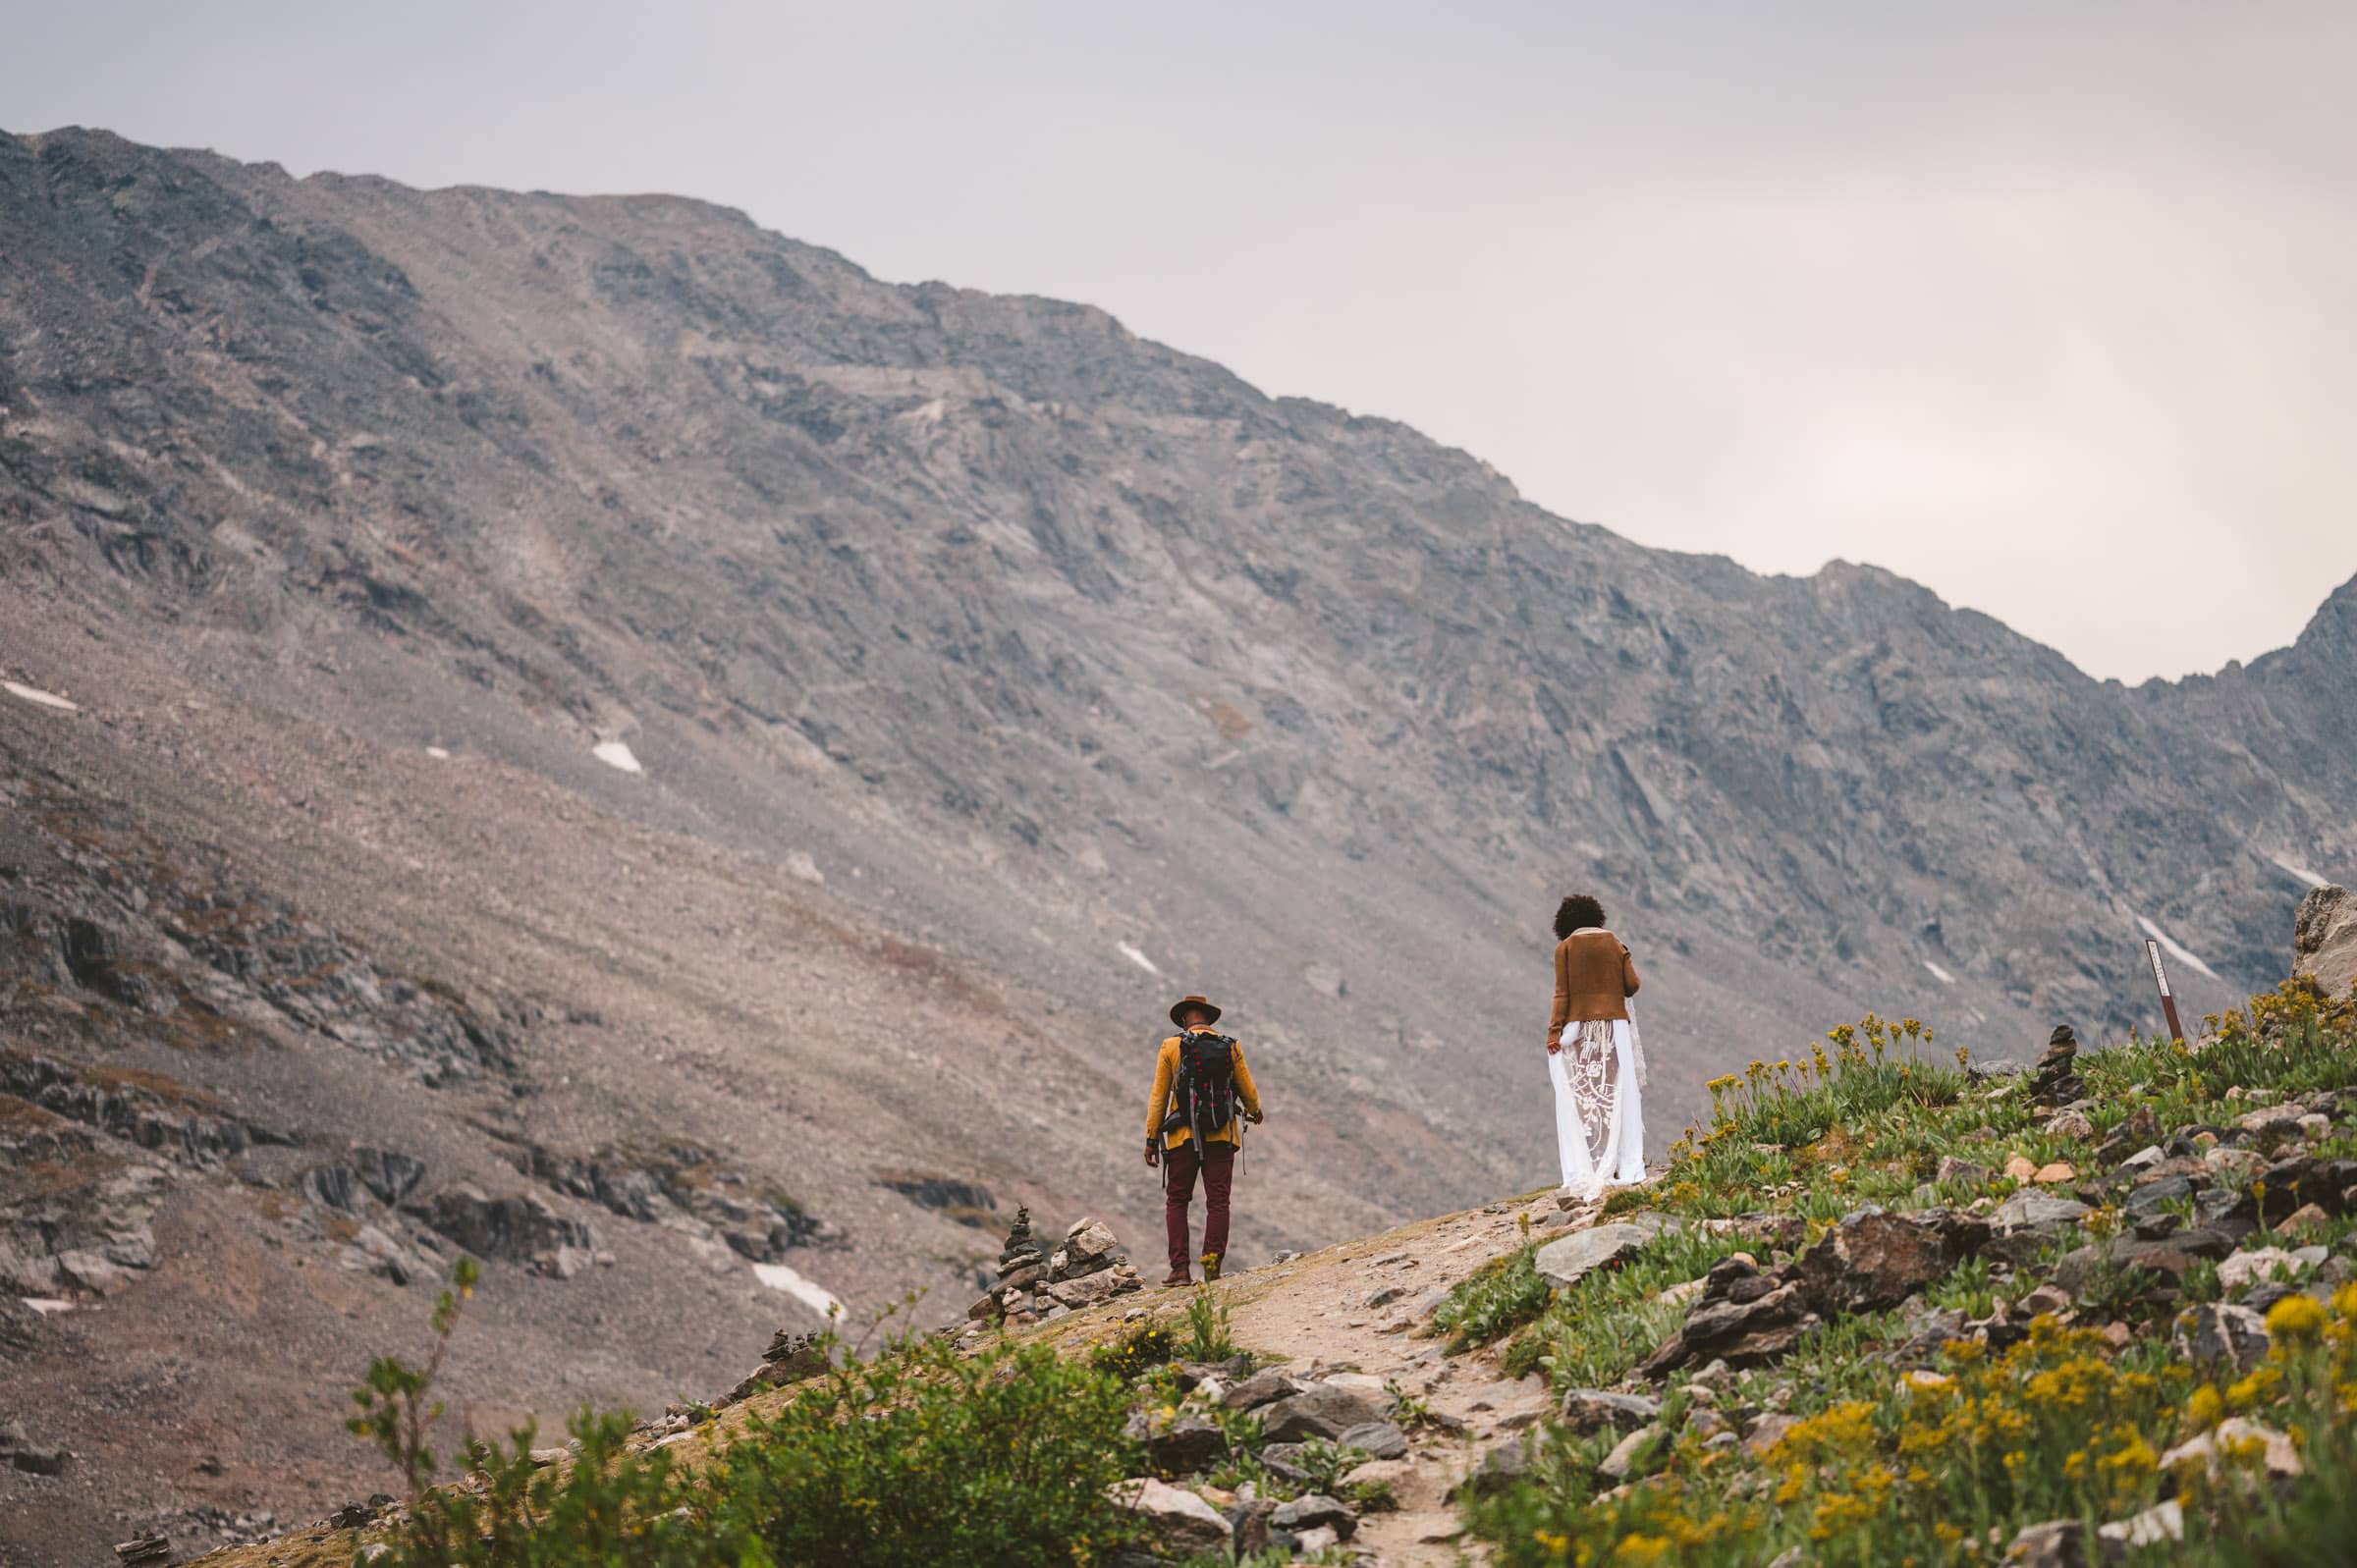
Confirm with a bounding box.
[1992,1191,2091,1232]
[1268,1493,1357,1541]
[1113,1478,1232,1556]
[1256,1381,1389,1442]
[1125,1411,1226,1475]
[1560,1388,1662,1433]
[1045,1270,1121,1309]
[1535,1223,1651,1289]
[1791,1210,1979,1316]
[1221,1368,1302,1411]
[2294,885,2357,1001]
[2172,1304,2271,1376]
[1335,1420,1409,1460]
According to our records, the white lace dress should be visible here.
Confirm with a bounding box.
[1549,1001,1647,1201]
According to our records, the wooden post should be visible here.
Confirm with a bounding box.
[2145,938,2188,1044]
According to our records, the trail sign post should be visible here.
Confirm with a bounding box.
[2145,938,2188,1044]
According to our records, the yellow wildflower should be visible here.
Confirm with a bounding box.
[2267,1294,2328,1345]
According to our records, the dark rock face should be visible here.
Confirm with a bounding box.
[876,1174,997,1224]
[409,1185,595,1265]
[520,1141,828,1262]
[0,1051,256,1166]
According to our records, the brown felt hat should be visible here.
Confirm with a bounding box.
[1170,995,1223,1028]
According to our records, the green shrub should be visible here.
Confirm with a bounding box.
[1505,1227,1733,1384]
[354,1268,1146,1568]
[1433,1244,1551,1351]
[1178,1291,1240,1363]
[373,1409,708,1568]
[1090,1320,1177,1381]
[713,1331,1144,1567]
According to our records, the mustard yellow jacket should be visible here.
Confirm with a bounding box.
[1144,1034,1262,1150]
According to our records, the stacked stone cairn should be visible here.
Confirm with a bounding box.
[2028,1024,2086,1108]
[968,1206,1142,1327]
[722,1327,832,1404]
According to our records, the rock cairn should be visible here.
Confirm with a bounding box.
[999,1206,1045,1275]
[723,1327,833,1405]
[2028,1025,2085,1108]
[968,1210,1141,1327]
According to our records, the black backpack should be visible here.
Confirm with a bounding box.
[1163,1029,1239,1145]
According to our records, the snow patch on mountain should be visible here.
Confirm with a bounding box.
[3,679,78,712]
[2271,854,2330,891]
[752,1262,842,1321]
[2137,915,2220,981]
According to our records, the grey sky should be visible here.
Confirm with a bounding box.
[5,2,2351,682]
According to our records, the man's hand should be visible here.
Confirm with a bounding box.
[1546,1036,1562,1054]
[1144,1139,1161,1168]
[1244,1108,1264,1124]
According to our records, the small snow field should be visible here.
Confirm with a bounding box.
[425,745,451,759]
[592,739,644,774]
[2271,853,2330,891]
[3,679,79,712]
[1118,942,1161,975]
[752,1262,842,1321]
[1924,960,1956,984]
[2137,915,2220,980]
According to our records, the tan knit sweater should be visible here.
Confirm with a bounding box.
[1548,928,1641,1038]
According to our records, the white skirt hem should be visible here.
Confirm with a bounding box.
[1549,1015,1647,1202]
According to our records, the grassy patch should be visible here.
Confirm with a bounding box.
[1433,1243,1551,1352]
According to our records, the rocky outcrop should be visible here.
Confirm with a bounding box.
[875,1174,997,1227]
[1534,1223,1653,1289]
[0,1050,259,1167]
[519,1141,831,1263]
[408,1185,598,1275]
[2296,886,2357,1001]
[722,1328,833,1404]
[1113,1478,1232,1556]
[1644,1208,1985,1377]
[1,813,525,1090]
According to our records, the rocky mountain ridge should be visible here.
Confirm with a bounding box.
[1,124,2352,1563]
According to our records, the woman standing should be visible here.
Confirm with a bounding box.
[1546,893,1647,1200]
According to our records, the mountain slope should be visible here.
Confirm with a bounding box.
[1,125,2351,1563]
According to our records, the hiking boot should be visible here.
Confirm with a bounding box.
[1161,1270,1192,1287]
[1200,1252,1223,1282]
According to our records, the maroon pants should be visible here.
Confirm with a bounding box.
[1163,1139,1234,1276]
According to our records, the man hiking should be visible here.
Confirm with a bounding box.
[1143,994,1263,1286]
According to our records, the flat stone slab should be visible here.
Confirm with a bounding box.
[1535,1223,1652,1289]
[1992,1190,2091,1231]
[1560,1388,1662,1433]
